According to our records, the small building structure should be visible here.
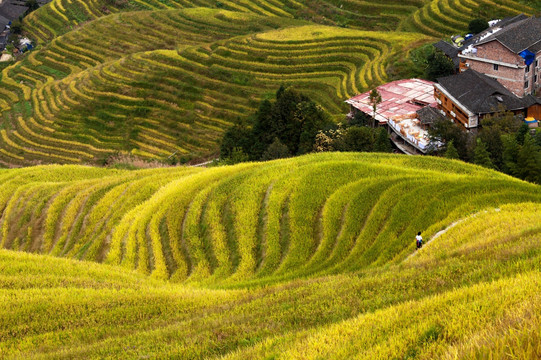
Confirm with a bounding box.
[346,79,438,154]
[435,69,529,129]
[458,15,541,97]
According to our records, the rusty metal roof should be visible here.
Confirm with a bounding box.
[345,79,437,124]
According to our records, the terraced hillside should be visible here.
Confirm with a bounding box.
[0,153,539,284]
[0,22,429,165]
[0,0,536,166]
[0,153,540,358]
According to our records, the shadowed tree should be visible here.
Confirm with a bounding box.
[374,127,392,152]
[425,50,455,81]
[261,137,291,161]
[445,140,460,159]
[473,138,494,168]
[501,135,519,176]
[516,133,541,184]
[468,19,489,34]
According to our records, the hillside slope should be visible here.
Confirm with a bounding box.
[0,154,540,358]
[0,0,535,165]
[0,153,539,285]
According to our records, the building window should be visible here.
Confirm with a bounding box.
[535,74,538,83]
[537,59,539,68]
[524,80,529,89]
[526,64,530,73]
[493,64,499,71]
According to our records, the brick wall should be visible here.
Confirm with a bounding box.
[476,41,522,65]
[463,40,541,97]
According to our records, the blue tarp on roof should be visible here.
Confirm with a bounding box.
[519,49,535,66]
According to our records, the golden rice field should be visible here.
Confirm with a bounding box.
[0,153,540,358]
[0,0,536,165]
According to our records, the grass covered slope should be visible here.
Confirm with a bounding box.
[0,153,540,285]
[0,154,540,358]
[0,0,535,166]
[0,24,429,165]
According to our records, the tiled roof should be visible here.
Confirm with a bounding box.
[433,40,460,67]
[416,106,444,125]
[0,1,28,21]
[476,16,541,53]
[437,69,527,114]
[0,14,9,30]
[461,14,529,49]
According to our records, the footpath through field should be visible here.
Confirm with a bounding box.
[405,208,501,261]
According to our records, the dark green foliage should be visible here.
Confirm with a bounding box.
[374,127,392,153]
[24,0,39,15]
[336,126,375,152]
[221,147,250,165]
[516,133,541,183]
[251,100,275,158]
[348,111,370,127]
[220,86,332,162]
[425,50,455,81]
[220,118,252,159]
[473,138,494,168]
[387,44,434,81]
[502,134,519,176]
[468,19,489,34]
[479,126,503,169]
[480,108,522,134]
[10,20,23,34]
[444,140,460,159]
[516,123,530,145]
[261,137,291,161]
[429,118,469,160]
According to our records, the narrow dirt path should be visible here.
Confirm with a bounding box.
[405,208,500,261]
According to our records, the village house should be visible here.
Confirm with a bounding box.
[458,15,541,97]
[434,69,540,129]
[346,15,541,154]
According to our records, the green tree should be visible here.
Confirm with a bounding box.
[219,86,331,161]
[251,99,275,158]
[429,118,469,160]
[468,19,489,34]
[261,137,291,161]
[473,138,494,168]
[516,133,541,184]
[220,118,252,159]
[294,100,331,155]
[336,126,375,152]
[501,135,519,176]
[480,107,521,134]
[444,140,460,159]
[425,50,455,81]
[24,0,39,15]
[374,127,392,152]
[10,20,23,34]
[349,111,370,127]
[479,127,503,169]
[221,147,249,165]
[516,123,530,145]
[368,88,382,128]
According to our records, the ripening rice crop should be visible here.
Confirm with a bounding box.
[0,153,540,359]
[0,23,430,165]
[0,152,540,284]
[0,0,534,166]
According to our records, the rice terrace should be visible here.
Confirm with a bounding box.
[0,0,541,358]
